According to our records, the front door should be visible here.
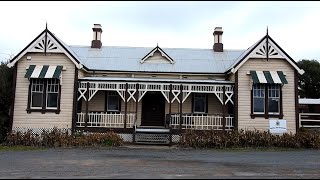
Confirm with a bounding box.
[141,92,165,126]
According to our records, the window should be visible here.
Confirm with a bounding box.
[251,83,282,118]
[28,78,60,113]
[253,84,265,113]
[268,84,280,114]
[46,79,59,109]
[106,91,121,112]
[30,79,44,108]
[193,93,207,113]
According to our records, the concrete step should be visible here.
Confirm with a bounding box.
[135,126,170,133]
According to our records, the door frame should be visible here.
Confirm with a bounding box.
[141,91,165,126]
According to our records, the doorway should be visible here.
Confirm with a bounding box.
[141,92,165,126]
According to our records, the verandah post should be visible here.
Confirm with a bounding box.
[135,83,139,124]
[133,83,139,143]
[85,82,89,131]
[169,84,172,127]
[169,84,173,146]
[179,84,183,131]
[71,66,78,134]
[124,83,128,129]
[222,86,226,132]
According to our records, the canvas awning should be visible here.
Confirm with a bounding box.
[250,70,288,84]
[25,65,63,79]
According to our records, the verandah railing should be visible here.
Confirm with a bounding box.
[76,112,233,130]
[299,113,320,128]
[77,112,135,128]
[170,114,234,130]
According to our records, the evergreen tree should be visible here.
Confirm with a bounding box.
[0,60,14,142]
[297,59,320,98]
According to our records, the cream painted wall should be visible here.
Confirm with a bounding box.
[237,58,296,133]
[13,53,75,129]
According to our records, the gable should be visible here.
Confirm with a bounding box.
[229,35,304,75]
[7,29,83,69]
[143,50,172,64]
[140,46,175,64]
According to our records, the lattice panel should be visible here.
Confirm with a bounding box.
[171,134,181,143]
[118,133,133,142]
[135,133,170,144]
[12,127,72,135]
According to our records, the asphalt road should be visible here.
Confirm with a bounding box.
[0,145,319,179]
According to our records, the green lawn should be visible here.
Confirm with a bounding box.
[0,144,46,151]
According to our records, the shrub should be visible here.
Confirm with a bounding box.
[4,127,123,148]
[179,129,320,149]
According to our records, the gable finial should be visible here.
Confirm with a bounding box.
[266,26,269,61]
[44,21,48,56]
[157,42,158,47]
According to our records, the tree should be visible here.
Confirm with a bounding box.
[297,59,320,98]
[0,60,14,143]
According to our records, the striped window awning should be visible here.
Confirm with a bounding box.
[25,65,63,79]
[250,70,288,84]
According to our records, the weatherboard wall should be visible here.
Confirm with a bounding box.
[12,53,75,129]
[237,58,296,133]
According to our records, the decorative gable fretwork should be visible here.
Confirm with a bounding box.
[77,81,234,105]
[250,39,284,59]
[29,33,63,53]
[140,46,175,64]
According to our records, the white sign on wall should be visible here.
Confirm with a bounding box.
[269,119,287,134]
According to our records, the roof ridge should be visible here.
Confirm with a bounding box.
[69,45,245,51]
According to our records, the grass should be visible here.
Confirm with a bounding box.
[0,144,46,151]
[203,147,306,152]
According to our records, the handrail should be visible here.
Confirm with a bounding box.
[169,113,234,130]
[299,112,320,128]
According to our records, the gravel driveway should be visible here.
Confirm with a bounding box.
[0,145,319,179]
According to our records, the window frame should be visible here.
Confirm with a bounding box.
[251,83,283,119]
[253,83,265,114]
[30,78,44,109]
[105,91,121,113]
[268,84,281,115]
[192,93,208,114]
[27,78,61,114]
[46,79,60,110]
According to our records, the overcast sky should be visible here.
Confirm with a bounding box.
[0,1,319,62]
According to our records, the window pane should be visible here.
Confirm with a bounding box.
[254,97,264,113]
[268,84,280,114]
[193,94,206,113]
[195,99,205,112]
[253,84,265,113]
[31,92,42,107]
[108,95,120,111]
[269,98,279,113]
[47,93,58,108]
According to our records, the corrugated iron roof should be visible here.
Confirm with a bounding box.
[69,45,245,73]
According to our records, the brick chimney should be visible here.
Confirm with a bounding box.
[91,24,102,48]
[213,27,223,52]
